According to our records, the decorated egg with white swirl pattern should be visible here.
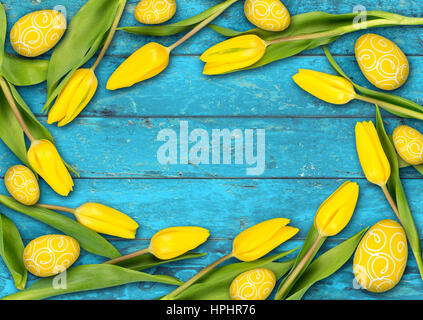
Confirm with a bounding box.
[355,34,409,90]
[23,235,80,277]
[244,0,291,32]
[393,125,423,165]
[5,165,39,205]
[10,10,66,57]
[134,0,177,25]
[353,219,407,293]
[230,268,276,300]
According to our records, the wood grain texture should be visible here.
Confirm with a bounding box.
[0,178,409,240]
[13,55,423,118]
[1,116,422,178]
[0,0,422,300]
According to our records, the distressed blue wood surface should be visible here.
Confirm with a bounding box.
[0,0,423,300]
[2,116,423,178]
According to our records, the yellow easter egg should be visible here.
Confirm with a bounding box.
[10,10,66,57]
[244,0,290,32]
[229,268,276,300]
[23,235,80,277]
[5,165,39,206]
[134,0,176,25]
[393,125,423,165]
[355,34,409,90]
[353,219,407,293]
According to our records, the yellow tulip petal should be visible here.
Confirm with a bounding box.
[149,226,210,260]
[200,35,266,75]
[75,213,136,239]
[59,72,98,126]
[232,218,298,261]
[76,203,139,231]
[233,218,289,252]
[235,226,298,261]
[28,140,73,196]
[106,42,169,90]
[355,121,391,186]
[203,53,264,75]
[292,69,356,104]
[314,181,359,236]
[48,69,98,127]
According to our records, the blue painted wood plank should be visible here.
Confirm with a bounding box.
[1,0,423,301]
[0,239,421,300]
[2,116,423,178]
[15,55,423,118]
[0,178,420,242]
[3,0,423,56]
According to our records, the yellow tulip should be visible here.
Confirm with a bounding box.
[275,182,358,299]
[355,121,391,186]
[200,35,266,75]
[149,226,210,260]
[106,42,169,90]
[47,69,98,127]
[314,181,359,237]
[27,139,73,196]
[232,218,298,262]
[74,203,139,239]
[292,69,356,104]
[162,218,297,300]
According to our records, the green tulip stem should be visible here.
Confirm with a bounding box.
[91,0,127,71]
[36,203,76,214]
[161,252,234,300]
[355,94,423,121]
[0,76,35,142]
[275,233,323,300]
[266,16,423,46]
[104,248,149,265]
[381,184,402,224]
[167,0,239,52]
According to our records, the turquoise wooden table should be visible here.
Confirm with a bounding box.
[1,0,423,300]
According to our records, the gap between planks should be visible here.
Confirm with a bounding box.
[0,177,419,180]
[30,114,408,119]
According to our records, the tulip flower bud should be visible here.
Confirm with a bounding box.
[355,121,391,186]
[292,69,356,104]
[48,69,98,127]
[106,42,170,90]
[314,181,359,237]
[74,203,139,239]
[232,218,298,262]
[27,139,73,196]
[200,35,266,75]
[149,226,210,260]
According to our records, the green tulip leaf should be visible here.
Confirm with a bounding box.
[120,0,238,36]
[116,252,206,271]
[8,83,53,142]
[2,264,181,300]
[274,225,325,300]
[171,248,297,300]
[0,213,27,290]
[286,228,367,300]
[209,11,423,71]
[45,0,123,111]
[375,107,423,279]
[0,4,46,86]
[0,2,6,70]
[2,54,48,86]
[324,46,423,120]
[0,80,77,175]
[0,195,120,259]
[0,88,28,167]
[413,164,423,175]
